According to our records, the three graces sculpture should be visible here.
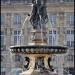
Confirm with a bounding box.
[30,0,48,29]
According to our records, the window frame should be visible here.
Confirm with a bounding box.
[48,30,57,46]
[1,14,5,25]
[65,13,74,26]
[67,54,74,61]
[13,30,21,45]
[13,14,21,25]
[48,14,57,26]
[1,31,5,46]
[66,29,74,47]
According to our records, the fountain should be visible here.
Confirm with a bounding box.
[10,0,67,75]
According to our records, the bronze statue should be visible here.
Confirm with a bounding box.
[30,0,48,29]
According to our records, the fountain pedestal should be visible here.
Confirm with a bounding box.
[29,28,47,45]
[20,29,51,75]
[10,28,67,75]
[19,55,54,75]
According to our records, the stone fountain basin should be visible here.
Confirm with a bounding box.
[10,45,67,54]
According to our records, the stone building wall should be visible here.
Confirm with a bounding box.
[1,1,74,75]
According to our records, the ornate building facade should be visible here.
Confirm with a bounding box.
[1,0,74,75]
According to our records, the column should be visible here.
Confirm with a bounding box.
[44,55,49,69]
[57,12,65,46]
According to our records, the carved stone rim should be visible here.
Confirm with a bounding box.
[10,45,67,54]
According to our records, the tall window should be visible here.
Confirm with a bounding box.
[67,41,74,47]
[67,54,74,61]
[1,14,5,25]
[71,41,74,47]
[13,14,21,25]
[48,30,57,46]
[48,14,57,26]
[13,30,21,45]
[65,13,74,26]
[66,30,74,47]
[1,31,4,46]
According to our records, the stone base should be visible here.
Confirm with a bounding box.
[20,69,57,75]
[20,69,33,75]
[31,70,57,75]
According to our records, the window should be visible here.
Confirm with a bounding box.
[1,31,4,46]
[66,29,74,47]
[49,31,52,34]
[53,30,56,34]
[15,55,22,62]
[6,13,11,16]
[49,30,56,34]
[66,30,74,35]
[67,41,74,47]
[71,30,74,34]
[48,14,57,26]
[0,31,6,51]
[14,30,21,45]
[71,41,74,47]
[48,30,57,46]
[67,41,70,47]
[67,55,73,61]
[66,13,74,26]
[49,36,52,44]
[13,14,21,25]
[1,14,5,25]
[67,30,70,34]
[1,71,5,75]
